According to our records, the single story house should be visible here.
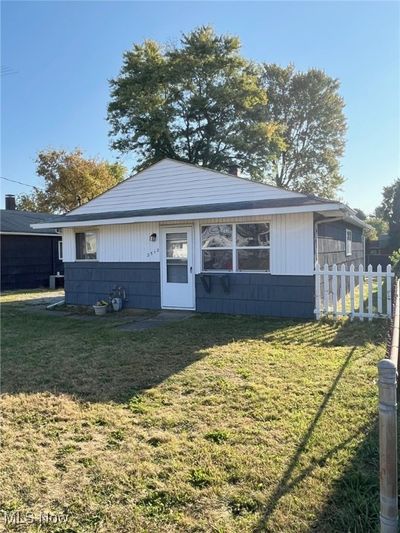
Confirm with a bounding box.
[1,195,64,291]
[32,159,367,318]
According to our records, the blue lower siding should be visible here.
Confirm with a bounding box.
[195,273,315,318]
[64,262,315,318]
[64,262,161,309]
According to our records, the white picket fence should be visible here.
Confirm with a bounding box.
[315,263,394,320]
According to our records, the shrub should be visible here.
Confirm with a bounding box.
[389,249,400,275]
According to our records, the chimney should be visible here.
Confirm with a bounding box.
[5,194,16,210]
[228,164,240,177]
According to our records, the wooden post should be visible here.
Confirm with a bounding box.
[323,264,329,315]
[315,262,321,320]
[387,265,392,318]
[350,264,355,321]
[332,264,338,319]
[378,359,398,533]
[378,278,400,533]
[358,264,364,321]
[340,264,346,317]
[377,264,383,315]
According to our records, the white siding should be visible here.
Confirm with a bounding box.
[62,223,160,262]
[191,213,314,275]
[98,223,159,262]
[62,228,75,262]
[67,159,303,216]
[270,213,314,275]
[62,213,314,275]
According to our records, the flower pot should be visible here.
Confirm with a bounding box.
[111,297,122,312]
[93,305,107,316]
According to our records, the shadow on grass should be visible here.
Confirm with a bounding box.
[1,305,384,406]
[254,345,379,532]
[310,419,379,532]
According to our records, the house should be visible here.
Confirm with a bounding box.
[31,159,367,318]
[366,234,391,269]
[0,195,63,291]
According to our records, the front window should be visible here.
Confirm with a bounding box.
[58,240,63,261]
[346,229,352,256]
[202,225,233,271]
[236,223,270,271]
[201,222,270,272]
[76,232,97,260]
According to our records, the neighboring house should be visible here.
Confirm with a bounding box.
[0,195,63,291]
[366,234,391,269]
[32,159,367,318]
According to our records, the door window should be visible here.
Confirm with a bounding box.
[166,232,188,283]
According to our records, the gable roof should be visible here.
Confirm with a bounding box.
[66,158,306,217]
[0,210,61,235]
[29,158,367,230]
[41,196,335,225]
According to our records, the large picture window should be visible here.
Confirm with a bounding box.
[201,222,270,272]
[76,231,97,260]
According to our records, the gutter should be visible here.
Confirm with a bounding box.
[31,203,344,230]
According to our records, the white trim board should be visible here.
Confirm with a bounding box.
[0,231,60,237]
[31,204,344,229]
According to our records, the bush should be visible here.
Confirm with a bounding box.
[390,249,400,275]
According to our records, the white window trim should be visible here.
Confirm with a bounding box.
[345,229,352,256]
[201,222,271,273]
[58,240,63,261]
[75,230,99,262]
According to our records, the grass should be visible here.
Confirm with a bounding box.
[0,291,388,532]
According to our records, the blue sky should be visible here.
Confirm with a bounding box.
[1,1,399,213]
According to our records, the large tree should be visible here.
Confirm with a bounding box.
[16,149,126,213]
[107,26,285,178]
[261,64,346,198]
[375,178,400,251]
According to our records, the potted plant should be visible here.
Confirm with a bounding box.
[93,300,108,316]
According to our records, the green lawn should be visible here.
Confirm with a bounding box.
[0,291,387,532]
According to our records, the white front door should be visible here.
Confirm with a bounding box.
[160,226,195,309]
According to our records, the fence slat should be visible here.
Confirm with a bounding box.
[315,263,321,320]
[332,264,338,319]
[377,264,383,314]
[358,264,364,321]
[314,262,394,321]
[350,264,355,321]
[340,264,346,317]
[323,264,329,314]
[387,265,392,318]
[367,264,373,321]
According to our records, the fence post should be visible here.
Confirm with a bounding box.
[332,264,338,319]
[323,264,329,314]
[340,264,346,317]
[358,264,364,321]
[378,358,398,533]
[387,265,392,318]
[377,264,383,315]
[315,263,321,320]
[350,264,355,320]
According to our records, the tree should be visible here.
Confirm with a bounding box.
[260,64,346,198]
[364,216,389,240]
[375,179,400,251]
[16,149,126,213]
[354,208,367,220]
[108,26,285,178]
